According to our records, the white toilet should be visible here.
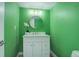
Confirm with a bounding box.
[71,50,79,57]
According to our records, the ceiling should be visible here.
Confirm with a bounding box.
[18,2,56,10]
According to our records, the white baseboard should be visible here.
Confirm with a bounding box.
[50,50,57,57]
[17,52,23,57]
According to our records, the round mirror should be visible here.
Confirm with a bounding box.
[29,16,43,30]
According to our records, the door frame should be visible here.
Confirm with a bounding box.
[0,2,4,57]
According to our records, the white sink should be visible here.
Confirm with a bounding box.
[24,32,46,36]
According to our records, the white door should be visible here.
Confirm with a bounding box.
[0,2,4,57]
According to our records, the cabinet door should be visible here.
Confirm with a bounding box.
[32,37,42,57]
[23,38,33,57]
[24,45,32,57]
[32,42,42,57]
[42,42,50,57]
[42,37,50,57]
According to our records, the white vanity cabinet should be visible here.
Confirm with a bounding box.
[23,32,50,57]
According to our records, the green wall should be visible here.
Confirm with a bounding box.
[5,3,19,57]
[19,8,50,51]
[50,2,79,56]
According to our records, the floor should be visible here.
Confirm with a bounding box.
[17,51,54,57]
